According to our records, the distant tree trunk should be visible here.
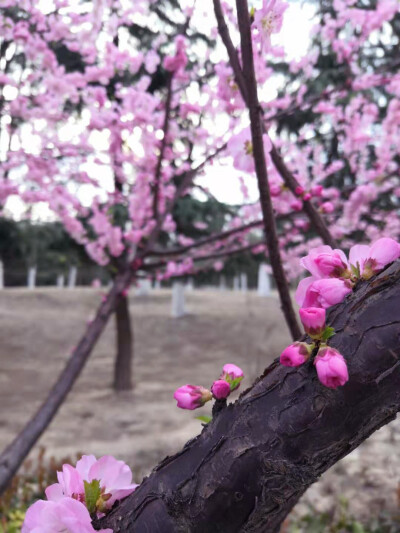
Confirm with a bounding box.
[113,295,133,391]
[97,261,400,533]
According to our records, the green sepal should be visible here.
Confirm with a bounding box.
[84,479,101,515]
[321,326,335,341]
[350,263,360,278]
[196,415,212,424]
[229,376,243,391]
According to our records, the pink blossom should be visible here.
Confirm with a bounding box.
[164,36,187,72]
[299,307,326,338]
[22,497,113,533]
[301,246,349,278]
[253,0,289,50]
[349,238,400,277]
[315,347,349,389]
[320,201,335,213]
[211,379,231,400]
[174,385,212,410]
[296,277,353,309]
[228,128,272,174]
[45,455,138,514]
[280,342,310,367]
[220,364,244,391]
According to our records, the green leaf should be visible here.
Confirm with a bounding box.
[229,376,243,391]
[196,415,212,424]
[84,479,101,515]
[321,326,336,341]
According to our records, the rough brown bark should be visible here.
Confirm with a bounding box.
[113,295,133,391]
[97,261,400,533]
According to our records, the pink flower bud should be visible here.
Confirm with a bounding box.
[297,277,353,309]
[295,186,305,196]
[315,347,348,388]
[174,385,212,410]
[280,342,311,367]
[303,193,312,201]
[299,307,326,338]
[211,379,231,400]
[321,201,334,213]
[313,252,349,277]
[311,185,323,197]
[220,364,244,391]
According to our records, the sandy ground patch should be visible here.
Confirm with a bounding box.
[0,288,398,523]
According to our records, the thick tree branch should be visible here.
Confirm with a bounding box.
[235,0,301,339]
[149,219,263,257]
[97,260,400,532]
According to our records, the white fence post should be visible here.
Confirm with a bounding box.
[68,266,77,288]
[240,273,248,293]
[258,264,271,297]
[0,260,4,289]
[27,266,37,289]
[233,275,240,291]
[171,281,185,318]
[137,278,151,296]
[57,274,65,288]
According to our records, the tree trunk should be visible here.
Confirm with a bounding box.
[97,261,400,532]
[114,295,133,391]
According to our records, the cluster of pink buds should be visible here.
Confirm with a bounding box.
[280,308,348,389]
[281,237,400,388]
[174,364,244,410]
[22,455,138,532]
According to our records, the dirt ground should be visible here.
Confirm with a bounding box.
[0,288,398,524]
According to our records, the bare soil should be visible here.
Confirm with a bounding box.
[0,288,398,523]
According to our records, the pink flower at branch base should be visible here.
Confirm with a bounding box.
[45,455,138,515]
[174,385,212,410]
[280,342,311,367]
[349,238,400,279]
[220,363,244,391]
[211,379,231,400]
[299,307,326,338]
[22,497,112,533]
[315,347,349,389]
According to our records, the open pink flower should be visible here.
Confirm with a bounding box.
[22,497,112,533]
[280,342,311,367]
[174,385,212,410]
[227,127,272,174]
[350,238,400,278]
[45,455,138,514]
[253,0,288,50]
[299,307,326,338]
[315,347,348,389]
